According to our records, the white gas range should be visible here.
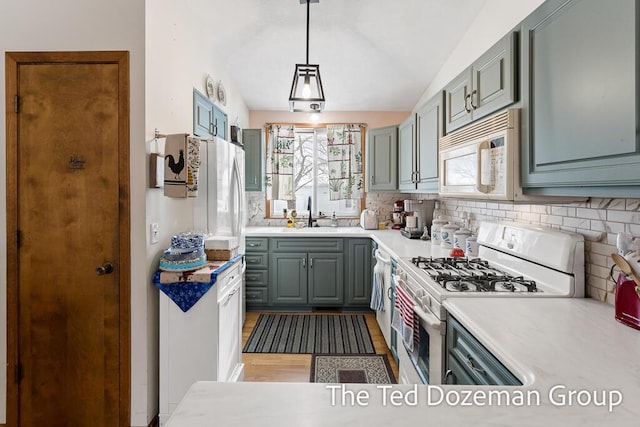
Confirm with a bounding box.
[393,220,585,385]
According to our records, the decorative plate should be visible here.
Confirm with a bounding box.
[216,81,227,106]
[205,75,216,101]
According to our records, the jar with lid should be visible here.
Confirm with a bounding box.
[431,218,448,245]
[440,222,460,249]
[453,228,472,250]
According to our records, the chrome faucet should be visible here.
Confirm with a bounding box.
[307,196,313,227]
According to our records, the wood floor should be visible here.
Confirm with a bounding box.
[241,311,399,383]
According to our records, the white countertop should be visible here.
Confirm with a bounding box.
[164,227,640,426]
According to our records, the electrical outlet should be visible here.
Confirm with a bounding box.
[150,223,160,244]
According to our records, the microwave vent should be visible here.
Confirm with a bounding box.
[439,109,519,150]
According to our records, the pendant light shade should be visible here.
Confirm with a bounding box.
[289,0,325,113]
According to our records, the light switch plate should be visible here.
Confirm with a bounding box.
[151,223,160,244]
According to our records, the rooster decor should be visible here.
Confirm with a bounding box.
[165,149,185,179]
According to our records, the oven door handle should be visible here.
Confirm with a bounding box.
[414,305,442,333]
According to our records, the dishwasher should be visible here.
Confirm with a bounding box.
[372,248,393,349]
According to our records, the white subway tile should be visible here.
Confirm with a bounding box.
[530,205,550,214]
[576,229,605,242]
[514,204,531,212]
[505,211,517,219]
[576,208,605,220]
[608,210,640,223]
[590,241,617,256]
[499,203,514,211]
[540,215,563,226]
[520,212,541,223]
[625,199,640,211]
[563,217,590,228]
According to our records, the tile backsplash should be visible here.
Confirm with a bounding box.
[246,191,639,306]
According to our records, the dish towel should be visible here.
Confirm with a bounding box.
[391,282,416,352]
[164,133,189,198]
[186,136,201,197]
[370,262,385,311]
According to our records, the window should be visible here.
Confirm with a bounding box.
[267,126,363,218]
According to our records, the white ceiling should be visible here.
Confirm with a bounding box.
[209,0,488,112]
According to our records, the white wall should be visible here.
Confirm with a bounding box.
[144,0,249,424]
[414,0,545,109]
[0,1,145,424]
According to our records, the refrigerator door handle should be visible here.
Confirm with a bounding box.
[230,156,243,239]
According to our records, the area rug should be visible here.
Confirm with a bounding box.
[243,314,375,354]
[310,354,396,384]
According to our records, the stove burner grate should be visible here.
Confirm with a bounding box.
[411,256,538,293]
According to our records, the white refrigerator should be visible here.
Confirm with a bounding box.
[194,136,246,314]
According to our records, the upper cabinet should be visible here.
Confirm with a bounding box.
[399,92,443,192]
[445,32,517,134]
[193,89,228,140]
[520,0,640,196]
[367,125,398,191]
[243,129,263,192]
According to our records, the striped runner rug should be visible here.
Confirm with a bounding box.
[243,314,375,354]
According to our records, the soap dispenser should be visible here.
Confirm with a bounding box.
[331,211,338,227]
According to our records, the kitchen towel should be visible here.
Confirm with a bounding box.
[391,282,416,352]
[370,262,385,311]
[186,136,201,197]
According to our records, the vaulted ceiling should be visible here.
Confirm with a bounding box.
[208,0,488,111]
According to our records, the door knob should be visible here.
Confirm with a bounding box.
[96,262,114,276]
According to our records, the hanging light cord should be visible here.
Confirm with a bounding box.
[306,0,310,64]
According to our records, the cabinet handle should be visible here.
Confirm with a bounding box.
[223,287,239,306]
[470,90,477,110]
[371,175,375,185]
[387,287,393,300]
[248,259,258,264]
[248,243,258,247]
[444,369,453,384]
[465,354,486,376]
[465,93,472,113]
[310,258,313,268]
[302,258,306,268]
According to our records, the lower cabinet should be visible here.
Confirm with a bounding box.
[446,315,521,386]
[270,252,344,306]
[246,237,372,310]
[159,258,244,425]
[345,238,372,306]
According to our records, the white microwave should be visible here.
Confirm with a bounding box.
[439,108,520,200]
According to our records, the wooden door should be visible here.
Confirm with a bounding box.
[5,52,130,427]
[397,116,416,191]
[269,253,307,305]
[444,69,472,133]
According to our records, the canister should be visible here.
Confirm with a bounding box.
[431,219,448,245]
[453,228,472,250]
[440,223,459,249]
[465,236,479,257]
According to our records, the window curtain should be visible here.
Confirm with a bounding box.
[265,124,295,200]
[327,124,364,200]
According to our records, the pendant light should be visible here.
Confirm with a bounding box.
[289,0,325,113]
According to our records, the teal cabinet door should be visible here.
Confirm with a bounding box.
[270,253,307,305]
[212,105,227,140]
[367,126,398,191]
[415,92,443,193]
[520,0,640,196]
[308,253,344,305]
[243,129,263,191]
[345,239,372,306]
[444,32,516,134]
[398,116,416,191]
[193,89,213,138]
[444,70,472,134]
[471,32,516,121]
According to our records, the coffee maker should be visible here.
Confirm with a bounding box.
[391,200,405,230]
[401,199,435,239]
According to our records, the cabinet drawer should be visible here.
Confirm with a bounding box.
[246,237,269,251]
[245,270,268,287]
[271,238,343,252]
[245,287,268,304]
[245,253,268,269]
[216,259,243,298]
[447,316,521,386]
